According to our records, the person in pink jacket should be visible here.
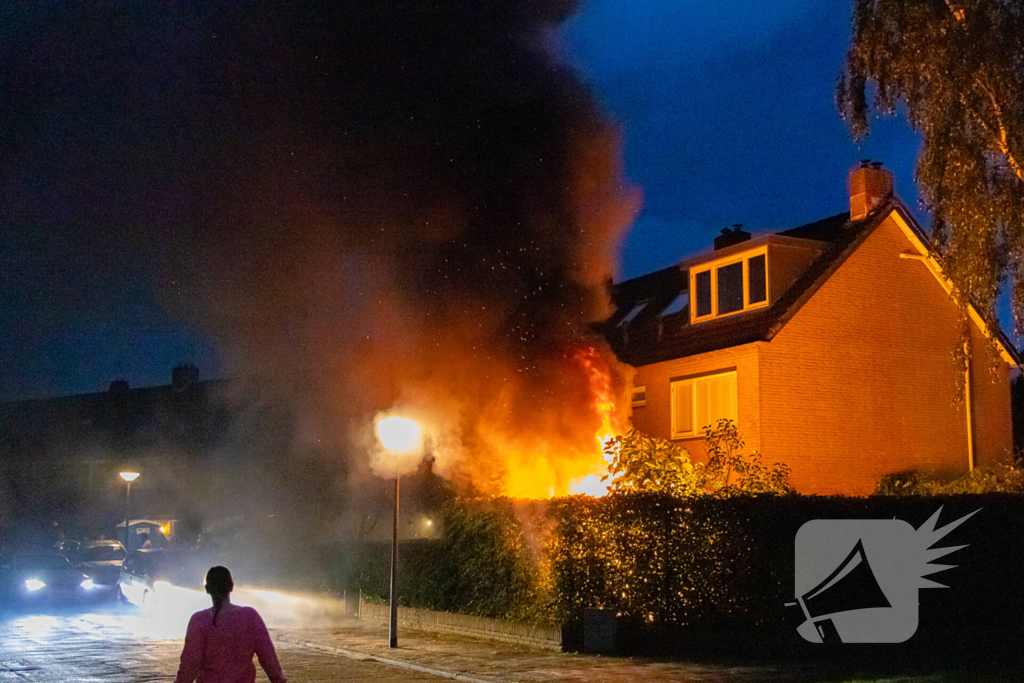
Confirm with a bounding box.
[174,566,287,683]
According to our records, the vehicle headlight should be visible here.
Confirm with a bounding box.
[25,579,46,591]
[81,579,96,590]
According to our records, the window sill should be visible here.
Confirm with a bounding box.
[691,301,769,324]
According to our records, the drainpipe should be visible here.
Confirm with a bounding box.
[964,342,975,472]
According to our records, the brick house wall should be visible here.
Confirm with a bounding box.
[758,213,1013,494]
[630,344,761,458]
[969,323,1014,469]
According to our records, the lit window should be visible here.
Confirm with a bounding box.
[690,247,769,322]
[670,370,737,439]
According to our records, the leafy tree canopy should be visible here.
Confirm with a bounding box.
[839,0,1024,332]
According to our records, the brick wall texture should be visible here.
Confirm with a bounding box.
[631,213,1014,495]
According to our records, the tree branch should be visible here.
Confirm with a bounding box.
[943,1,1024,182]
[972,77,1024,183]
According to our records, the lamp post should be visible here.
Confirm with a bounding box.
[119,472,139,550]
[375,416,422,649]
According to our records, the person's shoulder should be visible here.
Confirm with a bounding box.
[188,607,214,624]
[238,605,267,624]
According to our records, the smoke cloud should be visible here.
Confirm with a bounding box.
[5,1,639,498]
[166,1,640,497]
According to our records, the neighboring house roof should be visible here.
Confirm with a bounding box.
[605,202,1021,367]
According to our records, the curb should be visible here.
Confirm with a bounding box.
[277,632,508,683]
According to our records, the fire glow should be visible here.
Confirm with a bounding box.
[373,345,629,499]
[566,346,624,498]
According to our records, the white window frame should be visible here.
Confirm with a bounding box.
[670,370,738,439]
[690,246,769,323]
[630,386,647,408]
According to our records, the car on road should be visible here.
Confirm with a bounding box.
[54,539,82,560]
[72,540,127,596]
[117,549,204,608]
[0,552,100,604]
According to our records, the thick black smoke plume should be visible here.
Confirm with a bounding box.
[3,1,639,497]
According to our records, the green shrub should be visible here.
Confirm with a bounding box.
[351,497,555,625]
[603,420,791,496]
[601,431,700,495]
[877,464,1024,495]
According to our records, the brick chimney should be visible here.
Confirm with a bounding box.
[849,160,894,220]
[714,225,751,250]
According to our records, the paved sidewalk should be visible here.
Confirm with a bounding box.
[276,619,803,683]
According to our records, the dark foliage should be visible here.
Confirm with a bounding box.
[340,497,554,624]
[876,463,1024,494]
[551,492,1024,659]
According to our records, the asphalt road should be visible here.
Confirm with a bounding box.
[0,602,446,682]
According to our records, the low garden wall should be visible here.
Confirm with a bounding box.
[357,597,562,650]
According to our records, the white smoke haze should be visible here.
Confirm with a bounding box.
[115,583,349,641]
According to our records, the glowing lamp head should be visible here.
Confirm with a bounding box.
[376,416,422,453]
[120,472,140,483]
[159,525,169,535]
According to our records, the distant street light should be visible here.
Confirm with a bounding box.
[375,416,422,649]
[119,472,139,550]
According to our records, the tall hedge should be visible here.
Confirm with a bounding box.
[549,493,786,628]
[349,497,554,624]
[339,492,1024,652]
[551,492,1024,647]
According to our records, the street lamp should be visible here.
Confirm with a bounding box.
[375,416,422,649]
[119,472,139,550]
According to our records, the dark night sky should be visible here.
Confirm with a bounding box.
[0,2,956,402]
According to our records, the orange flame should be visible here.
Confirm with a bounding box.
[368,344,631,500]
[565,346,625,497]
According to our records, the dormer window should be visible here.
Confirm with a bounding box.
[661,291,689,317]
[617,298,651,327]
[690,247,769,323]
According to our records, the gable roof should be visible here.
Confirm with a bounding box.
[605,202,1021,367]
